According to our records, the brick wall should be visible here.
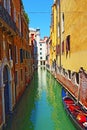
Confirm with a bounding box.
[56,67,87,108]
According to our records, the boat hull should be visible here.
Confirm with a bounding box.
[62,88,87,130]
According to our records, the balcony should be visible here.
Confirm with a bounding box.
[0,4,17,35]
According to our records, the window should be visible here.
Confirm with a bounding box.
[56,44,60,55]
[40,44,42,46]
[43,61,45,65]
[66,35,70,51]
[40,57,42,59]
[46,56,48,60]
[18,14,21,34]
[14,46,18,63]
[61,13,64,33]
[20,49,23,63]
[31,34,34,40]
[76,73,79,85]
[40,48,42,50]
[40,61,42,65]
[40,52,42,55]
[9,44,12,60]
[68,70,71,79]
[62,41,64,54]
[15,71,18,87]
[66,35,70,57]
[21,69,23,81]
[23,50,25,59]
[3,40,5,50]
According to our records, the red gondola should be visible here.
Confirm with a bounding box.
[62,88,87,130]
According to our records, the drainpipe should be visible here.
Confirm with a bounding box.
[56,0,58,74]
[59,0,61,70]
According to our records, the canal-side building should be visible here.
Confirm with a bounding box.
[38,37,48,66]
[46,37,51,70]
[0,0,33,128]
[29,28,39,69]
[50,0,87,108]
[50,1,57,71]
[29,28,48,67]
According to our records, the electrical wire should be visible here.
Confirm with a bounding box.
[28,11,87,14]
[28,11,51,14]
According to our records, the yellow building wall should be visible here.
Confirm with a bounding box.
[61,0,87,72]
[50,4,57,62]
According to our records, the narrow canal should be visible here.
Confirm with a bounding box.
[4,68,76,130]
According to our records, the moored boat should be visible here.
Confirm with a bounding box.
[62,88,87,130]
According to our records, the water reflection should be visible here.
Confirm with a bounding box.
[30,68,54,130]
[30,68,76,130]
[4,68,76,130]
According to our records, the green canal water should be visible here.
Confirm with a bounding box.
[4,68,76,130]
